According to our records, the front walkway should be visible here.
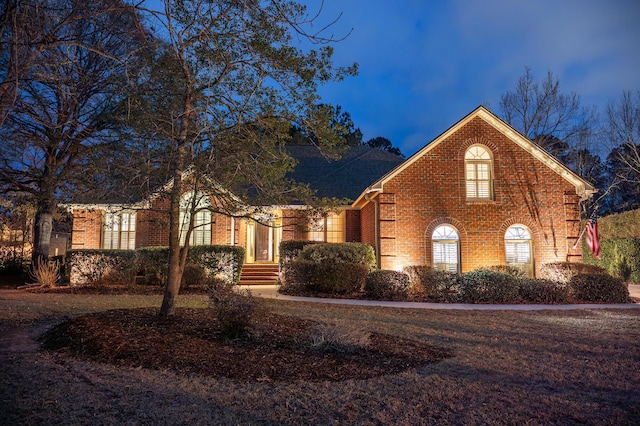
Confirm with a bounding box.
[239,284,640,311]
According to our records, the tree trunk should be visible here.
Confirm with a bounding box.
[32,207,53,264]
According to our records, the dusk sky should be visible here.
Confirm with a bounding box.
[305,0,640,156]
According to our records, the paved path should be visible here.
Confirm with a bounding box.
[239,284,640,311]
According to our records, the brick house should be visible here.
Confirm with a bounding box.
[68,106,595,277]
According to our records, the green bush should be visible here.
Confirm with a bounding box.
[134,247,169,285]
[298,242,376,271]
[569,273,631,303]
[517,278,571,304]
[403,265,459,302]
[457,270,520,304]
[539,262,607,285]
[207,278,259,338]
[66,250,136,286]
[584,239,640,283]
[188,245,244,284]
[181,263,205,288]
[364,270,410,300]
[486,264,527,279]
[279,259,316,294]
[281,259,368,294]
[279,240,317,269]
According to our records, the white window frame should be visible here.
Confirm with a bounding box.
[103,211,136,250]
[505,224,533,277]
[432,225,460,273]
[179,191,212,247]
[465,145,493,200]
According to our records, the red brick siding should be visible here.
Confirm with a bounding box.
[70,210,102,249]
[344,209,361,242]
[370,117,582,275]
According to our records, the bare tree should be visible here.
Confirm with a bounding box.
[605,91,640,181]
[499,67,597,157]
[0,0,148,262]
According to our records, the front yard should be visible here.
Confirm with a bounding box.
[1,289,639,425]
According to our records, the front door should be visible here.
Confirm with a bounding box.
[255,223,273,262]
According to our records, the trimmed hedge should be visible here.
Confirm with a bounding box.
[279,240,317,269]
[66,245,244,286]
[583,238,640,283]
[569,273,631,303]
[457,270,520,304]
[298,242,376,271]
[364,270,410,300]
[281,259,368,294]
[517,278,571,304]
[539,262,607,285]
[66,250,137,286]
[403,266,459,302]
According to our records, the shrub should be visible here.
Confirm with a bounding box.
[403,266,459,302]
[208,278,259,338]
[181,263,205,288]
[298,243,376,271]
[608,244,633,282]
[364,270,410,300]
[486,264,527,279]
[134,247,169,286]
[188,245,244,284]
[280,259,368,295]
[583,239,640,283]
[66,250,136,286]
[29,258,60,287]
[457,270,520,304]
[569,273,631,303]
[279,259,316,294]
[540,262,607,285]
[279,240,316,269]
[517,278,571,304]
[0,246,25,275]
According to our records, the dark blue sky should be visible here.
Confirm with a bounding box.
[306,0,640,156]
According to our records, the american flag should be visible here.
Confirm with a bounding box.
[585,217,601,260]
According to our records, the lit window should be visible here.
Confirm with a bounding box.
[309,212,345,243]
[180,192,211,246]
[103,211,136,250]
[432,225,459,273]
[465,145,493,200]
[505,225,533,277]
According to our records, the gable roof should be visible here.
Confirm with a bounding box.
[352,105,597,208]
[286,145,405,201]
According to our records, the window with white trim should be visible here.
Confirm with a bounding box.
[465,145,493,200]
[432,225,460,273]
[309,212,345,243]
[179,191,212,246]
[103,211,136,250]
[505,225,533,277]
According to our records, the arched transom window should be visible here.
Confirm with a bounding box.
[505,224,533,277]
[465,145,493,200]
[432,225,460,273]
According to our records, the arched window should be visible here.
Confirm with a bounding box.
[432,225,460,273]
[505,225,533,277]
[179,191,212,246]
[465,145,493,200]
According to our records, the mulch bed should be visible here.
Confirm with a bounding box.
[41,307,452,382]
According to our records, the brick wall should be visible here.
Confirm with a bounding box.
[365,117,583,275]
[70,210,102,249]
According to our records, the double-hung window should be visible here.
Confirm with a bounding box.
[505,225,533,277]
[103,211,136,250]
[465,145,493,200]
[179,191,212,246]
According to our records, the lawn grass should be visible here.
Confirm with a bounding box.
[1,290,639,425]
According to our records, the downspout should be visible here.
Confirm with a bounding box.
[230,217,235,245]
[364,188,381,269]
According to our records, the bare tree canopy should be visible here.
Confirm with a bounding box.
[0,0,149,261]
[499,67,597,157]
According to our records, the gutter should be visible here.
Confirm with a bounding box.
[364,188,381,269]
